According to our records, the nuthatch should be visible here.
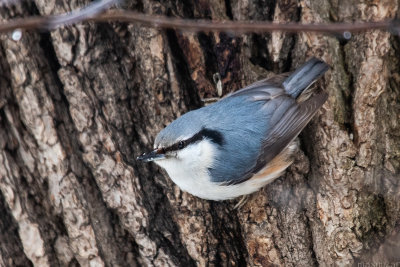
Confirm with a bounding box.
[138,58,329,200]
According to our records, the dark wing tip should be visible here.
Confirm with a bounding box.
[283,58,330,98]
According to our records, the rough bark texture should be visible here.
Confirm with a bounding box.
[0,0,400,266]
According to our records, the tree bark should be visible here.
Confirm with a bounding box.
[0,0,400,266]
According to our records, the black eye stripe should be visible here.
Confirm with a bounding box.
[198,128,224,146]
[162,128,224,153]
[178,141,185,149]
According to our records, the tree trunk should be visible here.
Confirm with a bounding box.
[1,0,400,266]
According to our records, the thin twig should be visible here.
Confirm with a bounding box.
[92,11,395,34]
[0,3,398,35]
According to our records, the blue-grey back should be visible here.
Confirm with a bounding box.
[205,94,294,183]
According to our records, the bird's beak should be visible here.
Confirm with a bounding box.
[136,149,165,162]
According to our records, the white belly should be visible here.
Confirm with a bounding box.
[155,140,296,200]
[156,155,292,201]
[167,165,288,200]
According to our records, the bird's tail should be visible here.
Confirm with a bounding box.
[282,57,329,99]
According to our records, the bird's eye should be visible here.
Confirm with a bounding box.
[178,141,185,149]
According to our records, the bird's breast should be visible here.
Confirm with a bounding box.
[156,139,297,200]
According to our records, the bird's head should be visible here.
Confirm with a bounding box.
[137,112,224,174]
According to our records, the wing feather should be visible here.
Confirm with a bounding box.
[227,74,289,101]
[227,91,328,185]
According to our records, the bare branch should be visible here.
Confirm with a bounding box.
[92,11,395,34]
[0,1,398,36]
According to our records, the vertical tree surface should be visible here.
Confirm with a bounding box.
[0,0,400,266]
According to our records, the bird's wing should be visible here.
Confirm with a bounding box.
[227,91,328,185]
[226,74,290,101]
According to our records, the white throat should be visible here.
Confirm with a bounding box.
[154,139,218,197]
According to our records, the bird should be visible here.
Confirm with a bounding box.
[137,57,329,201]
